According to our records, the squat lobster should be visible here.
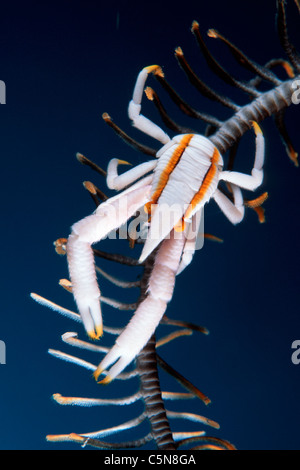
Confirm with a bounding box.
[67,65,265,383]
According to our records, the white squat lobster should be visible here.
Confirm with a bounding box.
[67,65,264,383]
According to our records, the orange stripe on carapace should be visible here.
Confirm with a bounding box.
[184,147,220,220]
[151,134,194,206]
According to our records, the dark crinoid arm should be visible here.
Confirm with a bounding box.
[145,0,299,166]
[31,0,299,451]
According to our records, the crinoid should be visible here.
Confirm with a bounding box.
[31,0,299,450]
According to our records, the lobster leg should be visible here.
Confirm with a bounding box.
[94,229,186,382]
[67,180,152,339]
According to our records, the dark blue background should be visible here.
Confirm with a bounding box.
[0,0,299,450]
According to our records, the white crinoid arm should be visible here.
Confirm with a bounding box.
[67,181,152,340]
[94,230,186,383]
